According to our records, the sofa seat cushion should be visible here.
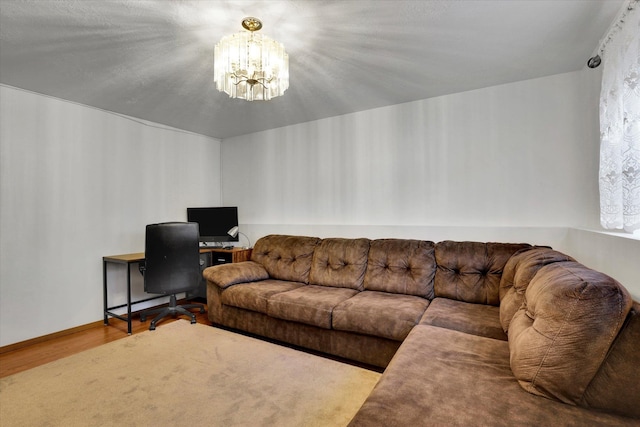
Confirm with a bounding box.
[509,261,632,406]
[219,279,304,314]
[203,261,270,289]
[364,239,436,298]
[419,297,507,341]
[267,285,358,329]
[499,247,574,333]
[348,325,636,427]
[332,291,430,341]
[309,238,370,290]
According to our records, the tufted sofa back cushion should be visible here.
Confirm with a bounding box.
[364,239,436,298]
[499,247,574,333]
[508,262,632,406]
[309,238,370,290]
[251,235,321,283]
[434,241,531,305]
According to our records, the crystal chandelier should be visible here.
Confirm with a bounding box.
[214,17,289,101]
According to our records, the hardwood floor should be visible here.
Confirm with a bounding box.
[0,302,210,379]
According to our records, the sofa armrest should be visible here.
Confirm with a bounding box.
[203,261,269,289]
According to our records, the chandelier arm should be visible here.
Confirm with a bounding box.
[231,74,272,88]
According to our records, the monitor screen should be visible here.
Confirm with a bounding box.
[187,207,239,244]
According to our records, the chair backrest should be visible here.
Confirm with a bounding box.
[144,222,201,295]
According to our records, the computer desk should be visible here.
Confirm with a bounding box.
[103,252,153,335]
[103,247,252,334]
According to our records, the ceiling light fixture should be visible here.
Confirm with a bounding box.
[214,17,289,101]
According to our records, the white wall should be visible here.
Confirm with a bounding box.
[0,85,221,346]
[222,69,640,299]
[564,229,640,300]
[223,70,601,228]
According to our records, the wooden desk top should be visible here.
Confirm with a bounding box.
[103,253,145,263]
[104,247,252,263]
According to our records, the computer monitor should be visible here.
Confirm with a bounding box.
[186,207,239,246]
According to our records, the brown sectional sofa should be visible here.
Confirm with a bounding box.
[203,235,640,425]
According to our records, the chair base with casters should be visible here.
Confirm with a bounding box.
[139,294,205,330]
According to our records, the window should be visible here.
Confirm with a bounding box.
[599,2,640,233]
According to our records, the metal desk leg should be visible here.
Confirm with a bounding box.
[127,263,132,335]
[103,259,109,325]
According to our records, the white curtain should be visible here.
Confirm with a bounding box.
[599,3,640,233]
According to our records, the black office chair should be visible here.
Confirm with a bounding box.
[139,222,205,330]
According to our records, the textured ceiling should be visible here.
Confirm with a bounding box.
[0,0,624,139]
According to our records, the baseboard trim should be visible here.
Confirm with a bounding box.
[0,320,105,355]
[0,298,205,355]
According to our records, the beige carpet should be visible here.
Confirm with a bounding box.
[0,320,380,426]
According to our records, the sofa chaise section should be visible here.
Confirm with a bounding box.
[350,250,640,425]
[347,324,637,427]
